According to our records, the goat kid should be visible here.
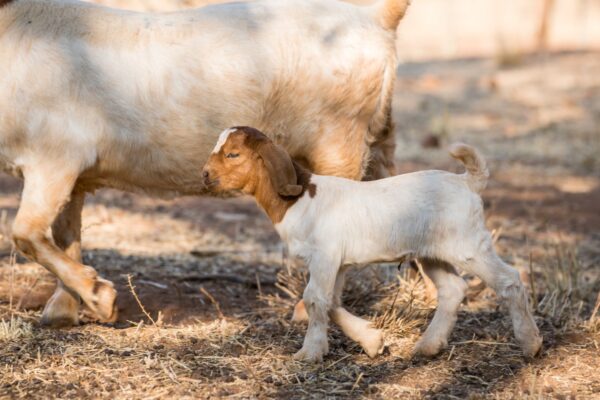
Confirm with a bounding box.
[203,126,543,362]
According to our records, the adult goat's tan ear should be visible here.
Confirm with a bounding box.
[257,141,303,197]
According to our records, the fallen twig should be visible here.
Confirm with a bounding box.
[127,274,158,327]
[199,287,224,319]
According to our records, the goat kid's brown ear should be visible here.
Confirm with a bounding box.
[257,141,303,197]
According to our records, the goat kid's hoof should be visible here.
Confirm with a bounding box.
[360,327,385,358]
[291,300,309,323]
[86,278,118,323]
[293,345,327,363]
[413,336,447,358]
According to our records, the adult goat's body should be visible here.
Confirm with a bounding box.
[0,0,409,325]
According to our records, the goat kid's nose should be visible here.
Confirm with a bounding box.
[202,170,210,179]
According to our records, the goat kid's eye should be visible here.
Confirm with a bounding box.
[226,153,240,159]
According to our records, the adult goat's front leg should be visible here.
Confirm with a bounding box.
[12,166,117,323]
[41,190,86,328]
[294,253,339,363]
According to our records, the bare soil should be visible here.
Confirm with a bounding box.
[1,51,599,399]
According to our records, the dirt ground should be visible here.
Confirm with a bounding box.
[1,51,599,399]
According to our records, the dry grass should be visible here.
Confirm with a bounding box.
[0,51,599,399]
[0,317,33,342]
[1,252,597,398]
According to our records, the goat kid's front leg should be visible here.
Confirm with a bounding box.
[293,269,385,358]
[330,307,384,358]
[12,166,117,323]
[330,270,384,358]
[292,266,347,323]
[294,253,339,363]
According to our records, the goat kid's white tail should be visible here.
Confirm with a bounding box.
[372,0,411,30]
[449,143,489,193]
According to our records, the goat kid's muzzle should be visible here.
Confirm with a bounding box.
[201,169,219,190]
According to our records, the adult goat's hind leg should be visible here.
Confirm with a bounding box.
[414,259,467,357]
[12,166,117,323]
[41,190,86,328]
[457,250,542,357]
[308,123,371,181]
[364,107,397,181]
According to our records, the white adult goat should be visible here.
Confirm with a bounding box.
[0,0,409,326]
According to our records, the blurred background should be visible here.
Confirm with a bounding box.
[1,0,599,398]
[85,0,600,60]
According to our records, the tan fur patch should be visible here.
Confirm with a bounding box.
[378,0,411,30]
[204,127,317,223]
[256,161,316,223]
[238,127,317,222]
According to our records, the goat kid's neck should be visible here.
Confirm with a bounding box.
[246,167,298,225]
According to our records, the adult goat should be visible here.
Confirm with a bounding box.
[0,0,409,326]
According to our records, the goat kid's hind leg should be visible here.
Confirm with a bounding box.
[41,190,86,328]
[459,251,542,357]
[414,259,467,357]
[12,166,117,323]
[294,253,339,363]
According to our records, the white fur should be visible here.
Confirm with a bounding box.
[273,148,542,362]
[213,128,237,154]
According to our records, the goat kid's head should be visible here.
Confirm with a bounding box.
[203,127,303,198]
